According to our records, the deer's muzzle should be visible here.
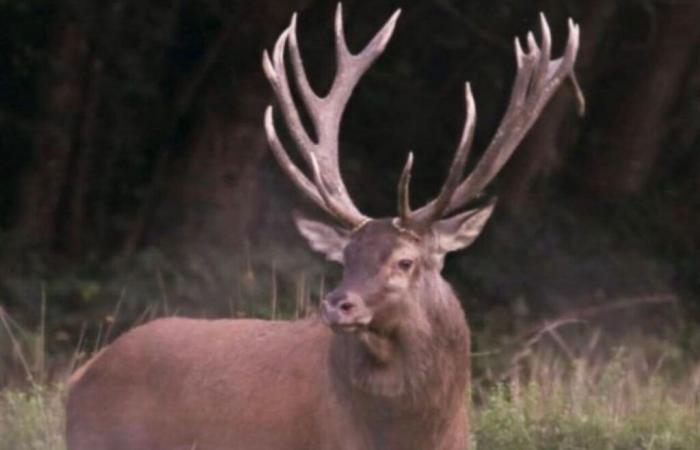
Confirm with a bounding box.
[321,291,372,333]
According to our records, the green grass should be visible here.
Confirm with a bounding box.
[0,384,65,450]
[475,379,700,449]
[473,343,700,450]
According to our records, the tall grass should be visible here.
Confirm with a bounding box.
[0,384,65,450]
[2,354,698,450]
[1,304,67,450]
[2,299,700,449]
[474,352,700,449]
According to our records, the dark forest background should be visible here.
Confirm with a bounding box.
[1,0,699,355]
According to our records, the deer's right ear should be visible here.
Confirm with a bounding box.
[432,202,495,255]
[294,215,350,264]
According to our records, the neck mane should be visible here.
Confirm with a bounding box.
[330,277,470,411]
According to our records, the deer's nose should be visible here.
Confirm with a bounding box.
[325,290,359,309]
[338,300,356,313]
[321,291,371,330]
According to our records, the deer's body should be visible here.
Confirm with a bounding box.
[66,4,581,450]
[67,271,469,450]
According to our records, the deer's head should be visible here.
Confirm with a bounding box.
[263,4,581,338]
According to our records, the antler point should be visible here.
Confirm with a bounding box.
[262,51,277,81]
[526,31,538,53]
[514,37,525,67]
[335,3,344,23]
[263,106,277,143]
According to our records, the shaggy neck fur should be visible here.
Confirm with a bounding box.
[330,274,469,413]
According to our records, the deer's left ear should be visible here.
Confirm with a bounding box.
[294,214,350,264]
[432,203,495,255]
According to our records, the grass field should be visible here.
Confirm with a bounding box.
[2,362,699,450]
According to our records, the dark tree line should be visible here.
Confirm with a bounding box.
[1,0,699,328]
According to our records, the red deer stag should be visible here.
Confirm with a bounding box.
[66,4,581,450]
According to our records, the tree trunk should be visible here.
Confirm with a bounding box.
[587,1,700,196]
[138,0,307,253]
[63,58,103,255]
[176,84,268,249]
[13,21,87,247]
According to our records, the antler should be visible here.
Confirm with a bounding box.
[264,7,582,232]
[406,14,583,227]
[263,4,401,228]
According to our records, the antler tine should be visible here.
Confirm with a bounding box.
[334,4,401,74]
[397,152,414,225]
[535,12,552,91]
[263,28,315,164]
[288,14,323,134]
[409,83,477,226]
[307,152,363,226]
[412,14,582,221]
[264,106,331,210]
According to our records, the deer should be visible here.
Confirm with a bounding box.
[66,4,582,450]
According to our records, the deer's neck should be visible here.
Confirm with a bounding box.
[330,278,469,412]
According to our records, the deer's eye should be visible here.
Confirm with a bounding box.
[397,259,414,272]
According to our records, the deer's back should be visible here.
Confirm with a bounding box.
[66,317,337,450]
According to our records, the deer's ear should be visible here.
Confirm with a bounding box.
[294,215,350,264]
[432,203,495,255]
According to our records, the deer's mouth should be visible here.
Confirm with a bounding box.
[329,320,391,340]
[331,322,368,333]
[326,316,373,334]
[320,299,373,333]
